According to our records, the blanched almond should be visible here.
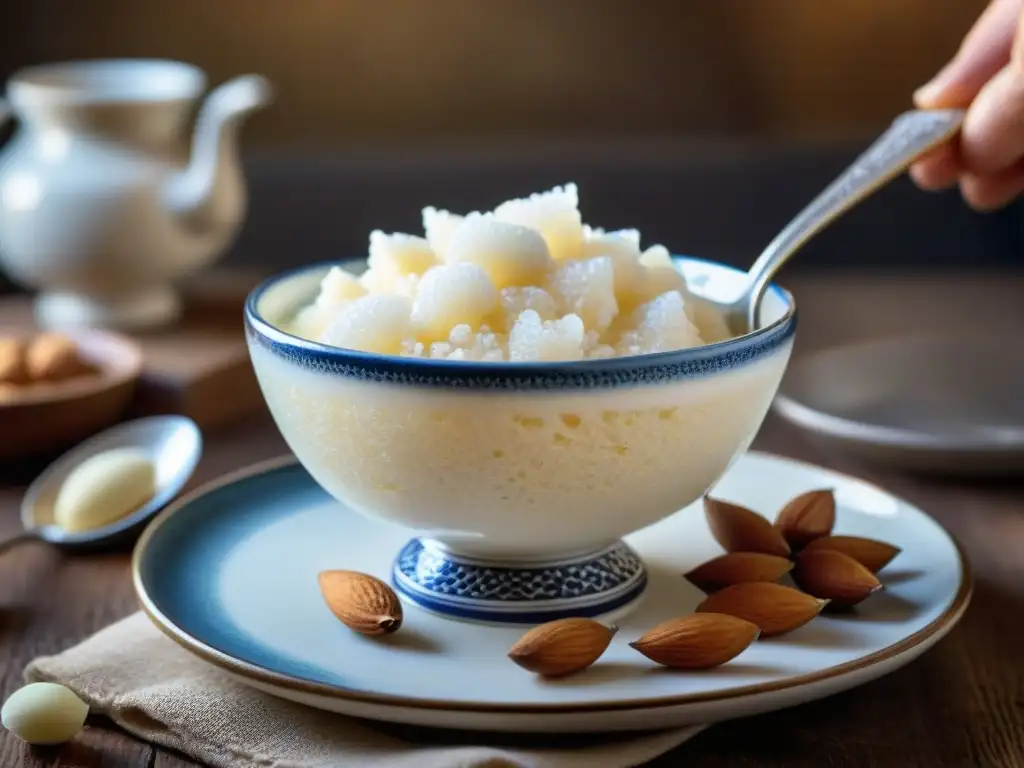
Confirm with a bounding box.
[508,618,617,677]
[704,496,790,558]
[629,613,759,669]
[774,489,835,550]
[793,549,882,608]
[696,582,827,637]
[684,552,794,593]
[801,535,901,573]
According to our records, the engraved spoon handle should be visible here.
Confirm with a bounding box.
[741,109,966,330]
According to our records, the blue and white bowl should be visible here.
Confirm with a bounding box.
[244,257,796,624]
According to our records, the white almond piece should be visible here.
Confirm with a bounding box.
[1,683,89,745]
[54,447,156,533]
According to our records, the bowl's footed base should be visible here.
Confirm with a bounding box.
[35,287,182,331]
[390,537,648,626]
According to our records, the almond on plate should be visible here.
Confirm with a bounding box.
[774,489,835,550]
[317,570,403,635]
[508,618,617,677]
[703,496,790,558]
[793,549,883,608]
[801,535,902,573]
[696,582,827,637]
[684,552,794,593]
[629,613,759,670]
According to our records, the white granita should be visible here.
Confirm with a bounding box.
[508,310,586,361]
[411,263,499,339]
[319,294,413,355]
[581,225,644,300]
[421,207,464,258]
[445,213,553,289]
[288,183,730,359]
[493,183,584,261]
[498,286,558,330]
[616,291,703,356]
[548,255,618,333]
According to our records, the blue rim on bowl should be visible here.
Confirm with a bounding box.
[243,255,798,391]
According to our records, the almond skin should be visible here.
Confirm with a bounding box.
[508,618,617,677]
[704,497,791,558]
[0,339,28,386]
[684,552,794,593]
[25,333,90,382]
[317,570,403,635]
[696,582,827,637]
[801,535,902,573]
[629,613,760,669]
[774,489,836,550]
[793,549,883,608]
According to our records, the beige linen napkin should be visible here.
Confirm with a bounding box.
[24,612,706,768]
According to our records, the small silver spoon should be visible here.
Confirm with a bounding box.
[717,108,966,336]
[0,415,202,555]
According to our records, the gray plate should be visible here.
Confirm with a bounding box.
[772,334,1024,476]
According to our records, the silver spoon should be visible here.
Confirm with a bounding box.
[0,415,202,555]
[717,108,966,336]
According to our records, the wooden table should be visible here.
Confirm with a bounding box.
[1,272,1022,767]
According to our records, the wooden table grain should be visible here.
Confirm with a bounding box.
[1,272,1022,768]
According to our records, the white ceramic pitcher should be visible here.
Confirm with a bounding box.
[0,59,272,330]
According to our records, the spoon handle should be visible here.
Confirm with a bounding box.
[0,530,41,555]
[744,108,966,329]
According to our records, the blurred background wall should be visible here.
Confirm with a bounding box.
[0,0,1018,275]
[0,0,988,145]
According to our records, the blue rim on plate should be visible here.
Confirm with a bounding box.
[243,256,799,390]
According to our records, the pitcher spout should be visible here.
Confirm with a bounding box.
[163,74,272,234]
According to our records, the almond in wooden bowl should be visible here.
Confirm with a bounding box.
[0,329,143,461]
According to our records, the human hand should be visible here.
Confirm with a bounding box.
[910,0,1024,211]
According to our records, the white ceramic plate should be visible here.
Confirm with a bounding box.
[132,451,971,733]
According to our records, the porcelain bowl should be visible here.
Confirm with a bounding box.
[244,256,796,624]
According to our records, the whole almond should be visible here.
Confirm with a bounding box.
[696,582,827,637]
[629,613,759,669]
[508,618,617,677]
[774,489,835,550]
[0,339,28,385]
[26,333,90,382]
[704,497,790,558]
[317,570,403,635]
[793,549,882,608]
[801,535,901,573]
[684,552,794,593]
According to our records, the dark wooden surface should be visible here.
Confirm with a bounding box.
[0,272,1023,767]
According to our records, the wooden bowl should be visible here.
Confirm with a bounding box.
[0,328,144,461]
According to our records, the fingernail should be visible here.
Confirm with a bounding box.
[913,64,954,107]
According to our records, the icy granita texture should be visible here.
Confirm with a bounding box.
[286,183,733,361]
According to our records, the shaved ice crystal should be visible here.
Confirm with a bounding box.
[319,294,413,355]
[411,262,499,339]
[509,310,586,361]
[581,225,644,299]
[445,213,553,290]
[368,230,437,276]
[493,183,584,261]
[616,291,703,356]
[548,256,618,333]
[422,207,464,259]
[499,286,558,330]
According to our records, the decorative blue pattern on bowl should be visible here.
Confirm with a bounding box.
[243,257,797,391]
[392,538,648,623]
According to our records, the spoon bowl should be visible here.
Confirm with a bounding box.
[14,415,203,553]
